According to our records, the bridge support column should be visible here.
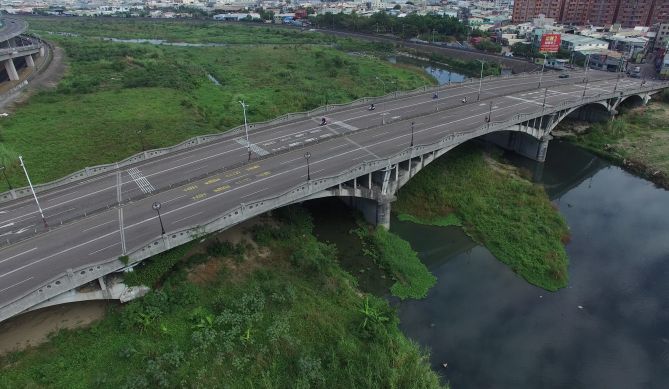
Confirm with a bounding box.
[345,197,393,229]
[483,131,552,163]
[535,135,552,163]
[376,200,391,229]
[25,54,35,68]
[3,59,19,81]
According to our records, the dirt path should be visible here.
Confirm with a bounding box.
[0,301,110,356]
[0,43,66,111]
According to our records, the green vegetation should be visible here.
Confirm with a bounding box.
[355,225,437,299]
[394,144,570,291]
[568,101,669,188]
[0,33,432,189]
[311,12,475,41]
[27,17,328,44]
[0,206,444,388]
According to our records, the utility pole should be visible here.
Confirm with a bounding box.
[304,152,311,181]
[410,121,415,147]
[238,100,251,161]
[18,155,47,229]
[539,53,547,88]
[477,60,484,101]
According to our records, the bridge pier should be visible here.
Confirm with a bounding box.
[24,54,34,68]
[3,58,18,81]
[345,196,393,229]
[483,131,552,163]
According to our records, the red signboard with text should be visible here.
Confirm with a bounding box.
[539,33,561,53]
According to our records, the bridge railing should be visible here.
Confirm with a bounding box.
[2,81,666,322]
[0,70,564,203]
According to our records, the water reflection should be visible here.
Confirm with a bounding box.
[394,141,669,388]
[388,55,467,86]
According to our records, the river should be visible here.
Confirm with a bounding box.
[392,141,669,388]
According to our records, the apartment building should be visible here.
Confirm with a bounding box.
[512,0,669,27]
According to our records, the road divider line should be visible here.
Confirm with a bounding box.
[82,220,115,233]
[0,247,37,265]
[0,277,34,294]
[89,242,120,256]
[172,212,203,225]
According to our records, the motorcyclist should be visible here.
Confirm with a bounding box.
[433,93,438,99]
[321,117,327,126]
[369,104,375,111]
[462,97,467,104]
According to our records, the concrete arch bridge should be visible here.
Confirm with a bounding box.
[0,72,665,323]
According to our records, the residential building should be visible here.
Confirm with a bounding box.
[512,0,669,27]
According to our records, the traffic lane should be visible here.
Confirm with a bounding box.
[0,209,121,305]
[0,177,118,245]
[120,139,367,251]
[0,71,614,218]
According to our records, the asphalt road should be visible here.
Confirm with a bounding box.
[0,17,27,42]
[0,70,661,311]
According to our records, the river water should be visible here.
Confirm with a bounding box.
[392,141,669,389]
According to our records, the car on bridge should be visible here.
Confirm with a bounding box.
[559,72,570,78]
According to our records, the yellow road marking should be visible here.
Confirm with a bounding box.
[225,170,241,178]
[257,171,271,177]
[235,177,252,185]
[205,178,221,185]
[245,165,260,171]
[213,185,231,193]
[192,193,207,201]
[184,185,198,192]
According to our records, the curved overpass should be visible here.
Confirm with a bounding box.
[0,17,45,83]
[0,71,666,322]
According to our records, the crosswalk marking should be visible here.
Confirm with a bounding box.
[235,138,269,156]
[127,167,155,194]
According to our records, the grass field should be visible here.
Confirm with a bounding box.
[568,100,669,188]
[0,34,432,189]
[0,207,444,388]
[27,17,330,44]
[394,144,570,292]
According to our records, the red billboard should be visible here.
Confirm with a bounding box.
[539,33,561,53]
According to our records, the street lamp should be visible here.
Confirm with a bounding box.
[304,152,311,181]
[542,87,548,112]
[485,101,493,123]
[477,59,484,101]
[18,155,47,228]
[0,165,12,190]
[238,100,251,161]
[410,121,415,147]
[582,77,589,100]
[539,53,547,88]
[152,201,165,235]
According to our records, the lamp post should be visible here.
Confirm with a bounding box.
[152,201,165,235]
[18,156,47,228]
[304,152,311,181]
[542,87,548,112]
[238,100,251,161]
[0,165,12,190]
[539,53,547,88]
[410,121,415,147]
[477,59,484,101]
[485,101,493,124]
[582,77,589,100]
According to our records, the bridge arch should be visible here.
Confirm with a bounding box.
[617,94,645,110]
